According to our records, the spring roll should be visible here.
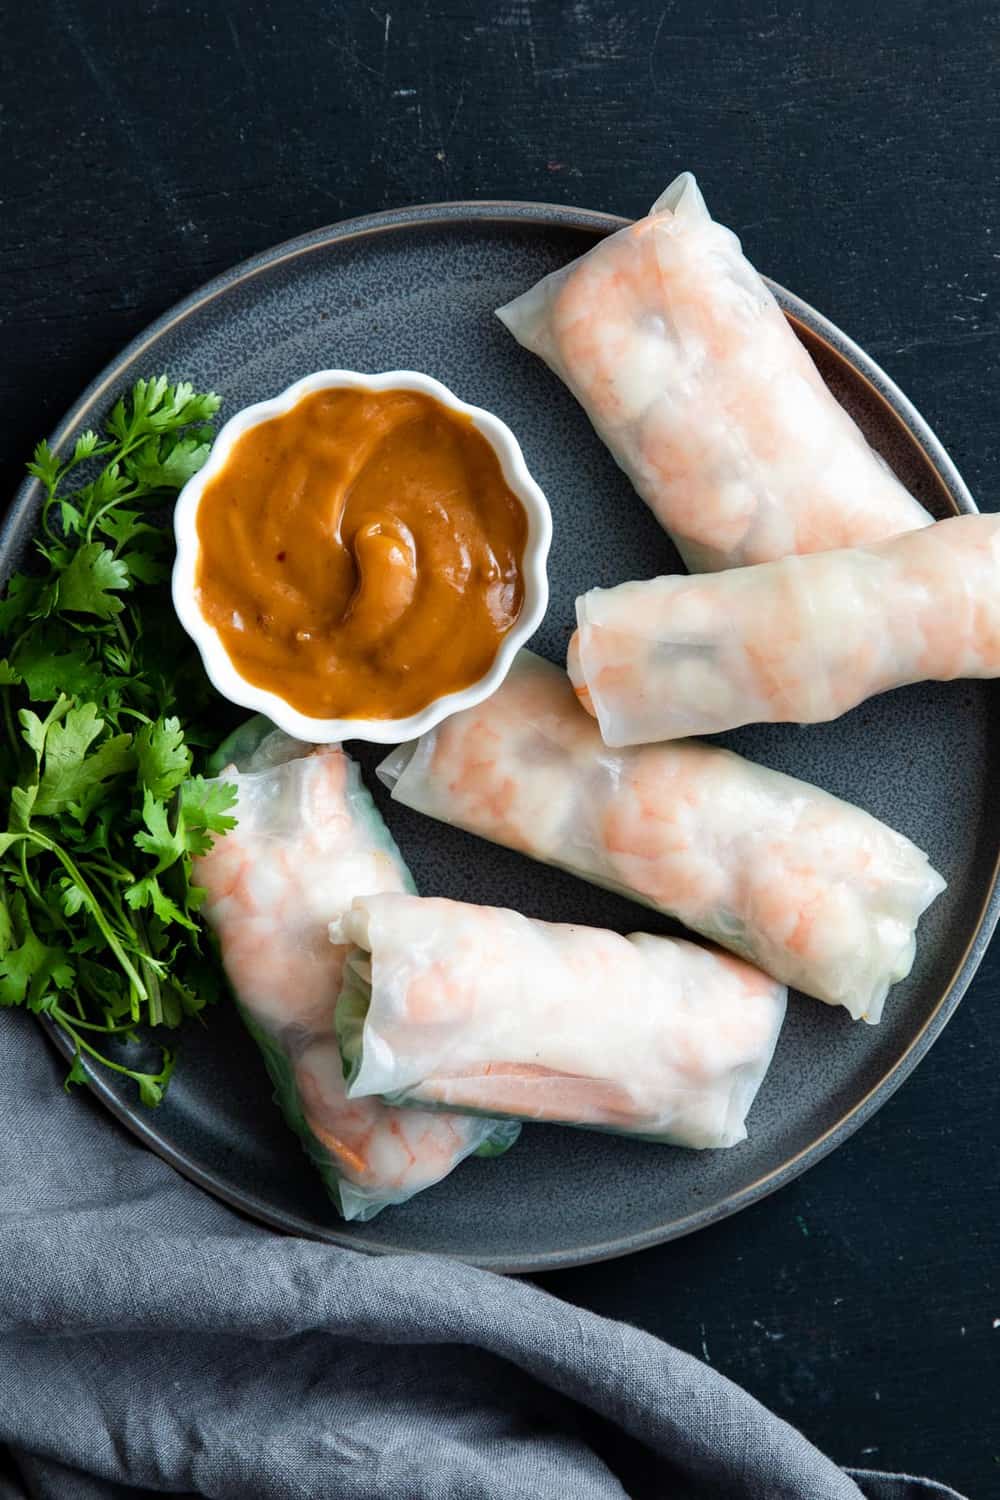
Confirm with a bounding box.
[378,653,945,1023]
[497,172,931,571]
[195,722,517,1221]
[569,513,1000,744]
[333,893,786,1149]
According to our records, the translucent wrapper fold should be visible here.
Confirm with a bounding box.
[378,653,945,1023]
[195,719,517,1222]
[570,514,1000,745]
[497,172,931,571]
[334,892,786,1149]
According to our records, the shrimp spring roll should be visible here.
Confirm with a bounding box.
[497,172,931,571]
[378,653,945,1022]
[570,513,1000,744]
[333,893,786,1149]
[195,722,517,1222]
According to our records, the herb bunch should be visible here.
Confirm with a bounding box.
[0,377,237,1103]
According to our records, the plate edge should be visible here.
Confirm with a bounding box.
[11,197,996,1273]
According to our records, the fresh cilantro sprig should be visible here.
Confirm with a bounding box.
[0,377,237,1103]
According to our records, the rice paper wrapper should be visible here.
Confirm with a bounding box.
[569,515,1000,745]
[497,172,930,571]
[195,725,517,1222]
[335,892,787,1150]
[378,651,945,1022]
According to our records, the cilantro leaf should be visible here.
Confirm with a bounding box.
[135,717,191,799]
[0,574,42,633]
[133,789,185,872]
[26,439,62,492]
[19,704,55,760]
[56,544,130,618]
[159,957,220,1025]
[60,500,84,536]
[1,376,224,1106]
[119,551,168,586]
[70,431,103,465]
[179,775,239,853]
[33,705,136,819]
[10,786,37,830]
[64,1052,90,1088]
[0,885,14,953]
[57,876,86,917]
[107,377,220,445]
[129,436,215,490]
[0,896,75,1009]
[136,1055,175,1107]
[12,633,103,704]
[125,874,198,931]
[96,509,160,550]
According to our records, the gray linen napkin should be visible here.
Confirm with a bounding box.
[0,1011,965,1500]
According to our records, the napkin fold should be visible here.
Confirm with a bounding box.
[0,1013,965,1500]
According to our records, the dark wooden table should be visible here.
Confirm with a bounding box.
[3,3,997,1494]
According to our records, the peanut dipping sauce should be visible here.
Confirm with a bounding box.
[194,387,529,720]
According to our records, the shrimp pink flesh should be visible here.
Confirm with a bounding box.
[382,652,945,1021]
[497,172,931,571]
[195,745,501,1201]
[341,892,786,1149]
[570,513,1000,746]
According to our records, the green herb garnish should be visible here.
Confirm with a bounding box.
[0,377,237,1103]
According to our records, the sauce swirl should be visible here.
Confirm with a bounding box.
[194,386,529,720]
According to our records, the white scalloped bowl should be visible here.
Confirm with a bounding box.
[171,370,552,744]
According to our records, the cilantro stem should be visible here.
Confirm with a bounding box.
[17,831,148,1003]
[143,962,163,1028]
[4,377,224,1106]
[60,615,111,638]
[41,486,63,547]
[85,492,137,546]
[14,847,74,940]
[63,1030,131,1072]
[128,910,164,1027]
[1,689,17,756]
[84,855,135,884]
[18,841,43,906]
[52,1008,135,1036]
[113,616,132,664]
[52,1014,164,1086]
[82,866,121,907]
[7,625,34,662]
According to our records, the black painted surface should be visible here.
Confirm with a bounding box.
[1,3,997,1495]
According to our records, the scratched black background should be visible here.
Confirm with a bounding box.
[2,2,998,1494]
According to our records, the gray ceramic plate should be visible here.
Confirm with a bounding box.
[5,203,999,1272]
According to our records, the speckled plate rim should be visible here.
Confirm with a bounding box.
[6,199,997,1274]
